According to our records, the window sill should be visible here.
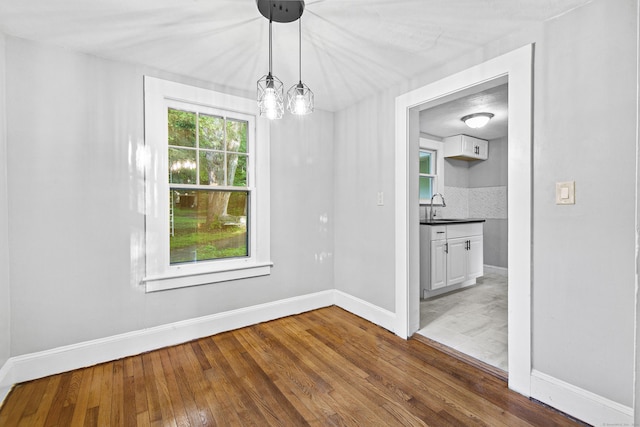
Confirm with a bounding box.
[142,261,273,293]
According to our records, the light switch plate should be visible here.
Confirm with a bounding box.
[556,181,575,205]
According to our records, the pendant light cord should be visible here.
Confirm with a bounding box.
[298,17,302,83]
[269,19,273,74]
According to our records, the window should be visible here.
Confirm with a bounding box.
[419,149,436,201]
[419,137,444,204]
[143,77,271,292]
[167,106,249,264]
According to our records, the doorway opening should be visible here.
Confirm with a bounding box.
[416,81,509,373]
[394,45,533,395]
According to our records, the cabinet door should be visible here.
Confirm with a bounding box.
[446,237,467,286]
[461,137,476,157]
[475,140,489,160]
[462,137,487,159]
[430,240,447,290]
[467,235,484,279]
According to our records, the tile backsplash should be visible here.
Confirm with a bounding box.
[421,185,507,220]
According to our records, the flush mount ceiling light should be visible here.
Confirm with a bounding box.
[256,0,312,119]
[461,112,494,129]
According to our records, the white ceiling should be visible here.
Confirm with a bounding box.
[420,83,508,141]
[0,0,591,112]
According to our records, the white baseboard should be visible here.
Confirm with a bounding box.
[0,359,13,408]
[334,290,396,333]
[530,369,633,426]
[483,264,508,276]
[0,289,399,407]
[423,278,477,299]
[0,290,335,398]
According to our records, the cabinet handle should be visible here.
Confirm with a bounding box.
[444,243,448,253]
[475,146,479,155]
[466,240,470,250]
[436,231,445,234]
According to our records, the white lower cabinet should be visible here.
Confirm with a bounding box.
[446,237,469,286]
[466,235,484,279]
[420,222,484,298]
[430,239,447,290]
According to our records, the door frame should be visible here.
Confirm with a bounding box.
[393,44,533,395]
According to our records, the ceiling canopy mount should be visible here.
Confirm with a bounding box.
[256,0,305,23]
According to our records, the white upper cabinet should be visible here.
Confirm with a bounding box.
[443,134,488,161]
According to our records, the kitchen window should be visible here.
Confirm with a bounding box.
[419,137,444,204]
[419,149,436,200]
[143,77,271,292]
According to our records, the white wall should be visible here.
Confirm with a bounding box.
[333,92,396,312]
[469,137,508,268]
[636,0,640,419]
[5,36,335,356]
[531,0,636,407]
[0,33,10,370]
[334,0,636,409]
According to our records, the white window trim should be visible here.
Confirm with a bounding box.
[419,137,444,205]
[142,76,271,292]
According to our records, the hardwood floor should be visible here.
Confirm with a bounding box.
[0,306,586,426]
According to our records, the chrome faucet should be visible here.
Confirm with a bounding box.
[430,193,446,222]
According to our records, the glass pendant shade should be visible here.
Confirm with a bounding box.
[287,82,314,115]
[258,73,284,120]
[257,17,283,120]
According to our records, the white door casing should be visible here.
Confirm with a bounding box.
[394,44,533,396]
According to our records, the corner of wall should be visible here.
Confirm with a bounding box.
[0,31,11,374]
[634,0,640,423]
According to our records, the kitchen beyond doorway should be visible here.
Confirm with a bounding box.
[417,269,508,372]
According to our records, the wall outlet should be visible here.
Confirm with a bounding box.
[377,192,384,206]
[556,181,575,205]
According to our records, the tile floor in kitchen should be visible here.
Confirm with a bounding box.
[417,270,508,372]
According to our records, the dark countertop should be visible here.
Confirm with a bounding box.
[420,218,486,225]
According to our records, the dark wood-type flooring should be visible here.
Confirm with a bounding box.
[0,306,587,426]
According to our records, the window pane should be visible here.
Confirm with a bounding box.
[199,151,225,186]
[419,176,433,200]
[169,148,197,184]
[228,153,247,187]
[226,119,247,153]
[199,114,224,150]
[170,189,248,264]
[168,109,196,148]
[419,151,432,174]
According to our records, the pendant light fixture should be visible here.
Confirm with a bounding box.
[257,18,284,120]
[286,16,314,115]
[256,0,308,119]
